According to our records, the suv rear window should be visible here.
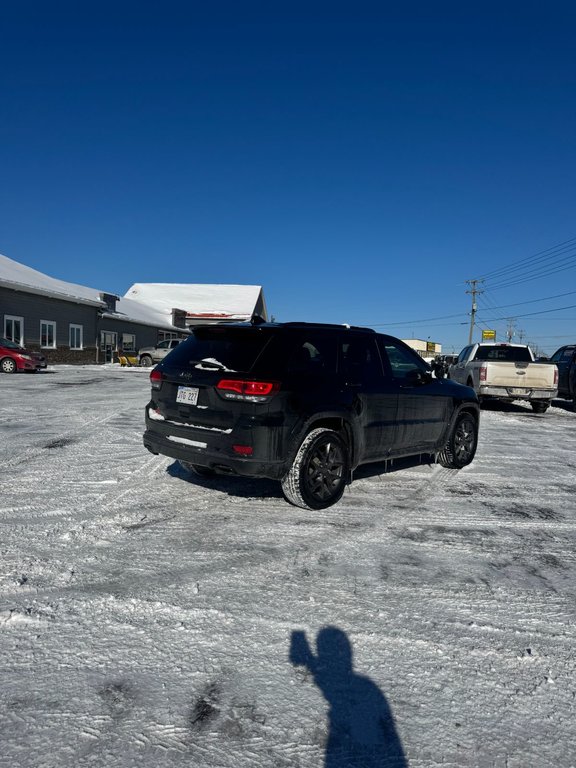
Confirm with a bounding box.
[473,345,532,362]
[163,326,273,373]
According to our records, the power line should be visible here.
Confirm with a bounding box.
[486,253,576,291]
[477,302,576,322]
[476,236,576,282]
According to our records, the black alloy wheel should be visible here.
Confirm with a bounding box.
[437,413,478,469]
[282,427,349,510]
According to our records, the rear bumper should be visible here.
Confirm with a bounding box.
[479,385,557,400]
[143,408,291,480]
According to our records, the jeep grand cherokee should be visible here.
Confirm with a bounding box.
[143,322,479,510]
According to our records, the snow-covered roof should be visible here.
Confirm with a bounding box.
[104,296,184,331]
[0,253,263,331]
[0,252,106,306]
[124,283,264,321]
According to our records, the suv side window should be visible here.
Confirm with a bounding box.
[339,337,383,384]
[285,333,338,376]
[379,339,427,381]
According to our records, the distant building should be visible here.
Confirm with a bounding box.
[0,253,266,364]
[402,338,442,358]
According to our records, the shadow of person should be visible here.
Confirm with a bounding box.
[290,626,407,767]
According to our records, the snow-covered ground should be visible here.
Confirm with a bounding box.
[1,365,575,768]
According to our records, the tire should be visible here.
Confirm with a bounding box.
[531,401,549,414]
[139,355,153,367]
[179,460,215,477]
[437,413,478,469]
[1,358,17,374]
[281,427,349,510]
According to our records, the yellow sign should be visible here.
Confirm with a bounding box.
[482,329,496,341]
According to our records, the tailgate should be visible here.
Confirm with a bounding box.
[485,362,555,388]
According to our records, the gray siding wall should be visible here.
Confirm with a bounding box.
[1,287,178,364]
[99,318,160,350]
[1,286,99,363]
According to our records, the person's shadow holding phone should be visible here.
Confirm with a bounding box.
[290,626,407,767]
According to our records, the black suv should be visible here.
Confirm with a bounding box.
[143,322,480,510]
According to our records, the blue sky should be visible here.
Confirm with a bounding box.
[1,1,575,354]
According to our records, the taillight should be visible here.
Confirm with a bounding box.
[150,369,164,390]
[554,367,559,386]
[479,364,487,382]
[216,379,280,402]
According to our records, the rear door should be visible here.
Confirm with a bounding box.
[450,345,473,384]
[378,337,450,453]
[338,334,397,462]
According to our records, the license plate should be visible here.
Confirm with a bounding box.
[176,386,199,405]
[509,387,529,395]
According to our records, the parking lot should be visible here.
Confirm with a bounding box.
[1,365,576,767]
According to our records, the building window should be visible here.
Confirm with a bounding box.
[158,331,179,341]
[40,320,57,348]
[70,324,83,350]
[4,315,24,346]
[121,333,136,352]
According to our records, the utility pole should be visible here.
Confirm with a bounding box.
[506,318,516,342]
[466,279,484,344]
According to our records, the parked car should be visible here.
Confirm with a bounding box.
[449,342,558,413]
[138,338,184,367]
[547,344,576,409]
[0,337,47,373]
[431,354,458,379]
[143,322,480,510]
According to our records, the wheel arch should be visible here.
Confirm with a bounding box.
[436,401,480,451]
[287,414,356,469]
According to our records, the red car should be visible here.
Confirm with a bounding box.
[0,337,47,373]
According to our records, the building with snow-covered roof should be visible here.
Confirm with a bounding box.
[124,283,267,326]
[0,252,266,365]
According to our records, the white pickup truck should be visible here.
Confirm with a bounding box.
[449,342,558,413]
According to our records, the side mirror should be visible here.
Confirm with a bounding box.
[405,368,432,386]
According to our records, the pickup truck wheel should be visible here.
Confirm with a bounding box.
[139,355,153,367]
[531,401,549,414]
[437,414,477,469]
[281,428,349,510]
[179,460,215,477]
